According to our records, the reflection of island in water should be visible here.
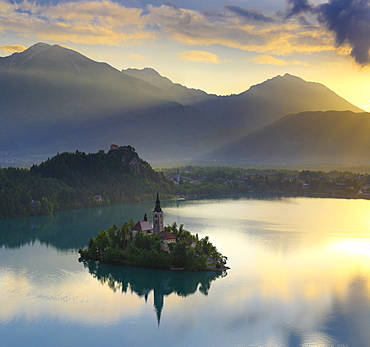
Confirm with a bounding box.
[80,259,226,325]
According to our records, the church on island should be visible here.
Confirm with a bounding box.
[132,194,176,250]
[79,191,228,272]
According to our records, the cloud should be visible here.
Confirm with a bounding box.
[178,50,220,63]
[284,0,370,66]
[251,54,308,66]
[286,0,314,18]
[127,53,145,60]
[225,5,274,23]
[0,0,154,45]
[317,0,370,66]
[146,4,330,55]
[0,44,26,53]
[0,0,334,57]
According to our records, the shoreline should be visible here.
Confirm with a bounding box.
[3,191,370,220]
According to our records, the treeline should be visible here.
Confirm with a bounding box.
[2,151,369,220]
[164,166,368,198]
[79,221,227,271]
[0,149,174,219]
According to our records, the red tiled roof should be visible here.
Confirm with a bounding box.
[158,231,176,240]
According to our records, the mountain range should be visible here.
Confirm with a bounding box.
[123,67,361,134]
[0,43,220,163]
[0,42,368,168]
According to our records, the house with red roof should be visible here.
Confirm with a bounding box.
[158,231,176,244]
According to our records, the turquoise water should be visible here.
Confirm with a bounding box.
[1,196,370,346]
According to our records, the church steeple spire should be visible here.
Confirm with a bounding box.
[153,193,164,234]
[154,193,162,213]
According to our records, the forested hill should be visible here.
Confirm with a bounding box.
[0,146,174,219]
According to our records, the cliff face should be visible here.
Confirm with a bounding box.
[107,145,140,173]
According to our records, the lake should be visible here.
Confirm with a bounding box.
[1,195,370,346]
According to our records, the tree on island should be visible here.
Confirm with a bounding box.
[79,220,228,271]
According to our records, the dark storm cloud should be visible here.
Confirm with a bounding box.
[317,0,370,65]
[225,5,274,23]
[285,0,370,65]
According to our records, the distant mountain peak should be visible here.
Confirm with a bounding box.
[24,42,51,55]
[4,42,52,69]
[260,73,305,85]
[282,72,297,78]
[281,73,304,81]
[0,42,105,74]
[122,67,161,77]
[129,67,161,76]
[122,67,174,90]
[244,73,323,95]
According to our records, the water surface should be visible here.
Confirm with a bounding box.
[1,196,370,346]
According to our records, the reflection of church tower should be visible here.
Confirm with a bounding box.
[153,193,164,234]
[153,289,164,326]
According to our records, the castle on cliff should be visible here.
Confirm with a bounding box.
[108,144,140,173]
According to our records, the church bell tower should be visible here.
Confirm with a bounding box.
[153,193,164,234]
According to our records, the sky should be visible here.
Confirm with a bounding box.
[0,0,369,111]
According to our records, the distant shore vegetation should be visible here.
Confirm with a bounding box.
[1,147,370,219]
[78,221,228,271]
[0,148,173,219]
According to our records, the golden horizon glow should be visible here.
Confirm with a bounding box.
[178,50,221,64]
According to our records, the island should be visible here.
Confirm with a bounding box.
[79,194,229,271]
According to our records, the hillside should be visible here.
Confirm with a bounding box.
[0,146,174,219]
[206,111,370,167]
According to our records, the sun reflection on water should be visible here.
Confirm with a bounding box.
[333,239,370,257]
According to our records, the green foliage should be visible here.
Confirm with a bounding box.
[3,156,367,220]
[0,149,174,219]
[197,236,228,265]
[164,166,370,199]
[78,220,223,271]
[164,222,194,240]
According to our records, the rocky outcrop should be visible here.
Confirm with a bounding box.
[108,144,140,173]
